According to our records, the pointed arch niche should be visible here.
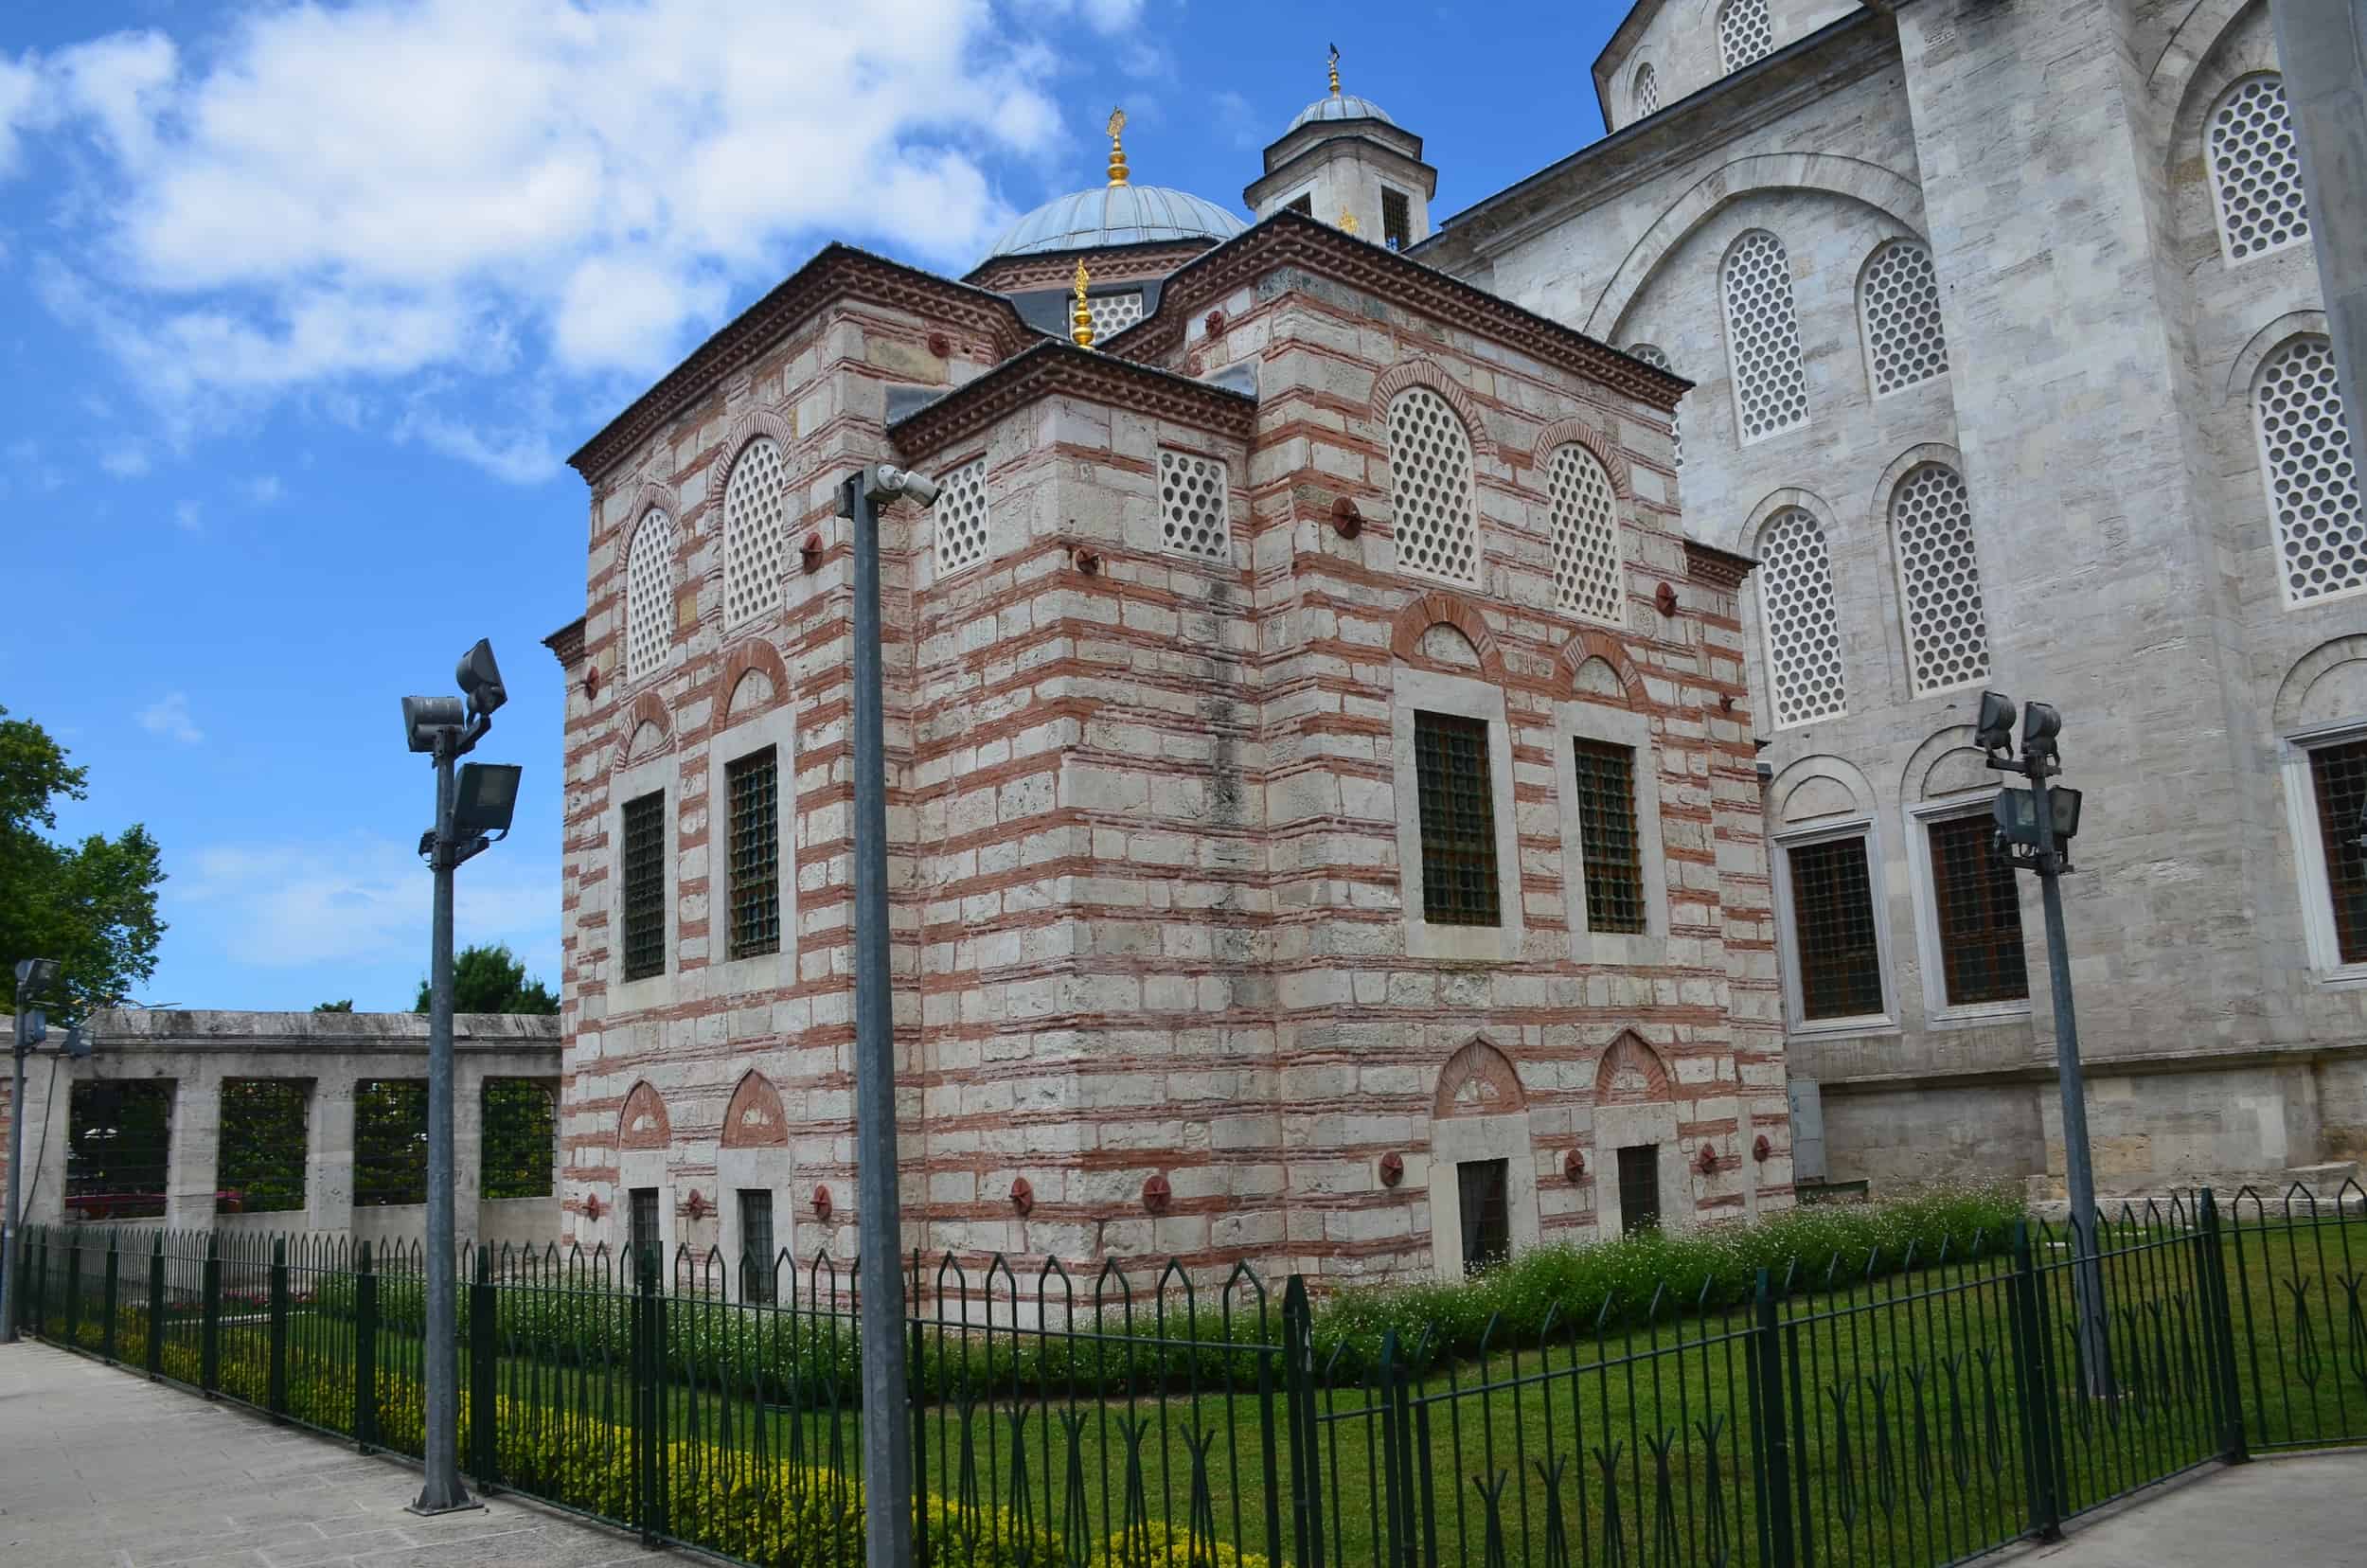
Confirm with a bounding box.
[1589,1033,1693,1238]
[718,1070,794,1292]
[614,1080,673,1264]
[1423,1038,1541,1281]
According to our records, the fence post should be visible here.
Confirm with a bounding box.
[355,1242,380,1452]
[101,1230,121,1364]
[268,1236,291,1421]
[29,1229,46,1338]
[469,1245,498,1487]
[1749,1269,1797,1568]
[2007,1222,2064,1541]
[631,1253,662,1545]
[1279,1275,1320,1568]
[63,1228,83,1348]
[145,1232,165,1380]
[199,1232,222,1398]
[2196,1189,2250,1463]
[1372,1329,1408,1568]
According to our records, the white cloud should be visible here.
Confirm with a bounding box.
[240,473,282,505]
[172,498,201,532]
[99,444,150,478]
[136,689,202,743]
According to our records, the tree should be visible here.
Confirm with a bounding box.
[0,705,166,1014]
[312,999,355,1012]
[415,942,559,1015]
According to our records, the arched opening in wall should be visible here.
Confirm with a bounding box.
[624,508,678,684]
[1720,231,1808,443]
[1631,62,1659,122]
[719,1071,792,1302]
[1625,344,1682,470]
[617,1081,671,1276]
[1753,506,1844,726]
[1717,0,1773,72]
[721,437,788,631]
[1890,463,1991,694]
[1387,386,1481,585]
[1859,240,1949,397]
[1425,1040,1539,1280]
[2251,335,2365,608]
[1590,1034,1687,1238]
[2206,74,2310,265]
[1546,441,1625,625]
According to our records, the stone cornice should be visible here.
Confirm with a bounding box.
[1105,210,1692,411]
[543,615,587,667]
[567,244,1036,485]
[885,339,1256,463]
[1683,540,1757,589]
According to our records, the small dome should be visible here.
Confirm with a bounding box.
[985,184,1246,260]
[1286,93,1397,133]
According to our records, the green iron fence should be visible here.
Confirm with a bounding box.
[7,1185,2360,1568]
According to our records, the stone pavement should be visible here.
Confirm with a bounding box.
[0,1341,682,1567]
[1982,1450,2367,1568]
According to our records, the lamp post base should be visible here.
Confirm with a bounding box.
[405,1491,484,1518]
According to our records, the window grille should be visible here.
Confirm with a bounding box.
[1860,241,1948,396]
[2311,739,2367,964]
[1158,448,1231,561]
[1719,0,1773,71]
[1573,739,1646,935]
[721,437,787,630]
[1286,193,1312,217]
[1788,836,1883,1020]
[353,1079,428,1207]
[1892,464,1990,693]
[1617,1145,1662,1235]
[217,1078,309,1214]
[726,747,781,960]
[1388,387,1480,584]
[1547,443,1624,624]
[1722,231,1808,441]
[739,1189,775,1303]
[1415,710,1500,926]
[1627,344,1682,470]
[2254,336,2364,606]
[624,508,677,683]
[1457,1158,1511,1274]
[1632,63,1660,120]
[1757,507,1844,727]
[64,1080,173,1221]
[1086,292,1145,337]
[481,1080,556,1201]
[1928,813,2028,1006]
[630,1186,662,1274]
[1382,188,1413,251]
[2207,75,2310,263]
[621,791,667,981]
[934,457,989,578]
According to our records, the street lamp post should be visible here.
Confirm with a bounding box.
[401,639,523,1515]
[1979,690,2109,1392]
[4,957,58,1343]
[836,462,939,1568]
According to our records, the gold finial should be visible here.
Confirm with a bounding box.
[1105,106,1129,187]
[1072,259,1095,347]
[1327,42,1341,96]
[1338,209,1360,235]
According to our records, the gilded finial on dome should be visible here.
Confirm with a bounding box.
[1072,259,1095,347]
[1338,209,1359,236]
[1106,107,1129,187]
[1327,42,1341,96]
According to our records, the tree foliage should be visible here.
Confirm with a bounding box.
[312,999,354,1013]
[0,705,166,1013]
[415,942,559,1015]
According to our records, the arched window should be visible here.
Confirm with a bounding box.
[1860,240,1949,396]
[1387,386,1480,583]
[1890,464,1989,693]
[624,508,677,683]
[934,457,990,577]
[721,437,787,630]
[1722,230,1808,443]
[1718,0,1773,72]
[2207,74,2310,264]
[1631,63,1660,121]
[1756,507,1844,727]
[1626,343,1682,470]
[1547,443,1623,624]
[2253,336,2365,607]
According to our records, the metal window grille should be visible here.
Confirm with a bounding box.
[1788,836,1884,1020]
[480,1079,556,1200]
[1617,1144,1662,1235]
[353,1079,428,1207]
[726,747,781,959]
[2311,739,2367,964]
[630,1186,662,1275]
[1573,739,1646,935]
[621,791,667,981]
[1286,194,1312,217]
[1456,1158,1510,1274]
[1415,711,1500,926]
[64,1080,173,1221]
[739,1190,775,1303]
[1382,188,1412,251]
[1928,813,2029,1006]
[216,1078,310,1214]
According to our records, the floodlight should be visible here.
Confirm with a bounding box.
[2022,701,2062,760]
[455,638,507,719]
[403,695,467,753]
[1992,786,2080,848]
[62,1024,89,1060]
[869,466,940,507]
[1975,691,2018,755]
[22,1009,43,1046]
[2050,786,2082,843]
[13,957,58,994]
[453,762,524,838]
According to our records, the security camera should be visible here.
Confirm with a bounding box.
[868,466,941,508]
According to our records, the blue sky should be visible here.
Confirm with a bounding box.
[0,0,1626,1013]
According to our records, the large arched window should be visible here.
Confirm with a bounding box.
[1718,0,1773,72]
[1721,230,1809,443]
[2253,335,2364,607]
[1890,464,1990,693]
[721,437,787,630]
[624,508,677,683]
[1756,506,1844,727]
[1547,443,1623,624]
[1631,63,1660,122]
[2206,74,2310,264]
[1387,386,1480,584]
[1626,343,1682,470]
[1860,240,1949,396]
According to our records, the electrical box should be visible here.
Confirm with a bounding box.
[1787,1078,1826,1185]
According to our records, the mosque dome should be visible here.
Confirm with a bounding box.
[1285,92,1397,133]
[985,183,1247,259]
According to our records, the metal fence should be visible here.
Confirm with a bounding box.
[8,1185,2362,1568]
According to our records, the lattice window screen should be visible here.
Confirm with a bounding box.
[1158,448,1231,561]
[1892,464,1990,693]
[1632,64,1659,120]
[721,437,786,630]
[2207,75,2310,264]
[2254,336,2365,606]
[934,458,990,578]
[1547,443,1623,624]
[624,508,677,683]
[1860,241,1949,396]
[1087,292,1145,337]
[1387,387,1480,583]
[1722,231,1808,442]
[1627,344,1682,470]
[2312,739,2367,965]
[1719,0,1773,71]
[1756,507,1844,727]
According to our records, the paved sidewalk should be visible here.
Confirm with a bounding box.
[1984,1450,2367,1567]
[0,1341,679,1567]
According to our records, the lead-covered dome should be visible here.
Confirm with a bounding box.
[1286,93,1396,133]
[986,184,1246,259]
